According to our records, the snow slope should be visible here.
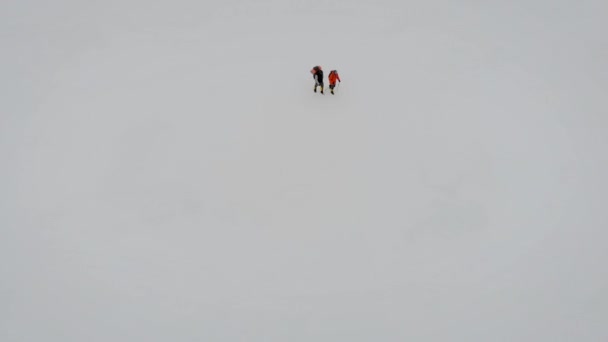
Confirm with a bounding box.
[2,0,608,341]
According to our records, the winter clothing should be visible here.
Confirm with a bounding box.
[311,66,324,94]
[328,70,341,86]
[328,70,341,94]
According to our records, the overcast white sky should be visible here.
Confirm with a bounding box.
[2,0,608,341]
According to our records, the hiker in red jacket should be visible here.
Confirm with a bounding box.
[328,70,341,95]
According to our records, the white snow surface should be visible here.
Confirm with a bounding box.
[2,0,608,341]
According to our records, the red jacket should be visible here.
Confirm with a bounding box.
[328,71,341,85]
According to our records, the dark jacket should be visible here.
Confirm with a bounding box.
[311,67,324,85]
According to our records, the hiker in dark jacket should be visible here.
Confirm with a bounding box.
[310,66,324,94]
